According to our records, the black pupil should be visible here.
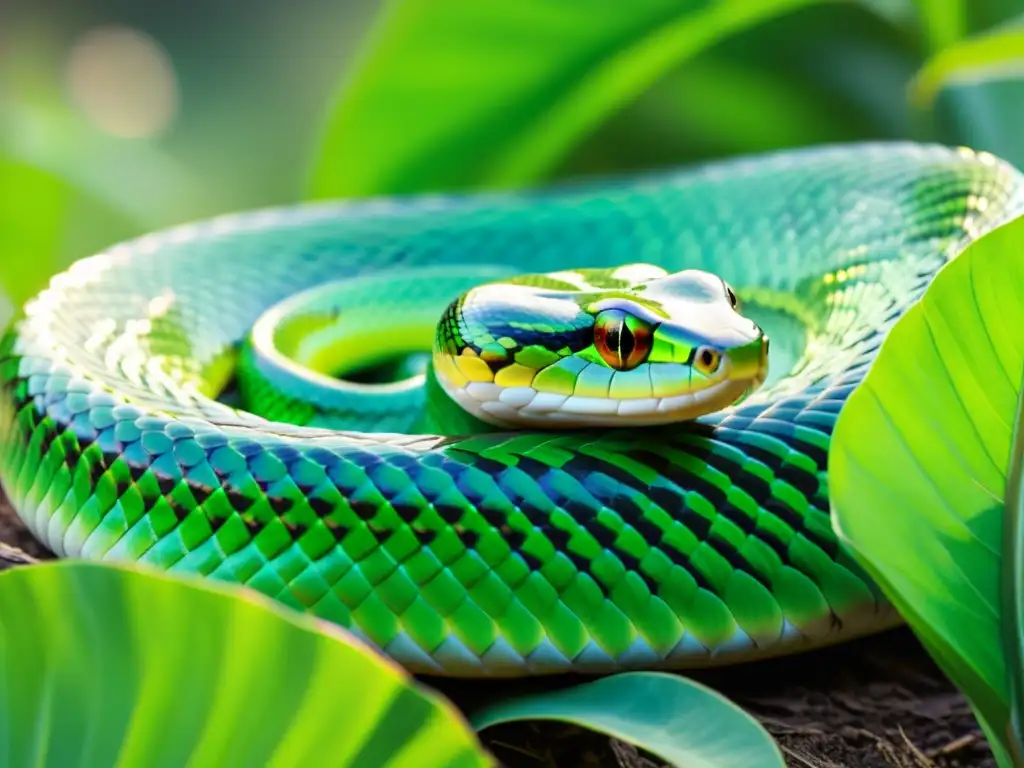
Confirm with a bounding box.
[701,349,714,366]
[617,320,635,362]
[603,315,636,365]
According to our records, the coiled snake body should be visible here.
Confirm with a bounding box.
[2,143,1022,676]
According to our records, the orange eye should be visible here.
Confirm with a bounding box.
[593,309,653,370]
[694,346,721,376]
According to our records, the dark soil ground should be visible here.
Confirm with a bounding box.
[0,490,994,768]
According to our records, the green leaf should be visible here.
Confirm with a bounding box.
[909,23,1024,107]
[307,0,839,198]
[1004,366,1024,762]
[830,213,1024,764]
[0,561,491,768]
[471,672,784,768]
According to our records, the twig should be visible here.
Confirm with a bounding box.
[485,739,553,767]
[927,731,981,758]
[0,542,38,569]
[898,725,935,768]
[781,745,843,768]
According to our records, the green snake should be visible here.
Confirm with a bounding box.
[2,143,1022,677]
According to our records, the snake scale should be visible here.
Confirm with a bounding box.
[2,143,1023,677]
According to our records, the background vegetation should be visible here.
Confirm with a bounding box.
[2,0,1022,319]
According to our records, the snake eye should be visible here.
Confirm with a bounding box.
[725,284,738,309]
[593,309,653,370]
[694,346,722,376]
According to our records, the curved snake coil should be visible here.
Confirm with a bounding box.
[1,143,1022,677]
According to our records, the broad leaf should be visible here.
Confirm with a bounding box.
[1005,380,1024,763]
[0,561,491,768]
[830,213,1024,764]
[471,672,784,768]
[307,0,837,198]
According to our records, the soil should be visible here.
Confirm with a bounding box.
[0,489,995,768]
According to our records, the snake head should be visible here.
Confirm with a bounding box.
[433,263,768,428]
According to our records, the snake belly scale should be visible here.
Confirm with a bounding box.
[1,143,1022,677]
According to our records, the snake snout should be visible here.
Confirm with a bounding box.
[726,330,769,387]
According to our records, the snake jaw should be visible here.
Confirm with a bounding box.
[434,328,770,430]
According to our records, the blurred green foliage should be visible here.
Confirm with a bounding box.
[2,0,1023,319]
[918,18,1024,170]
[310,0,1024,196]
[0,0,378,316]
[307,0,833,197]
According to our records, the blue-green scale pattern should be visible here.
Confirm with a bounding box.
[1,144,1023,675]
